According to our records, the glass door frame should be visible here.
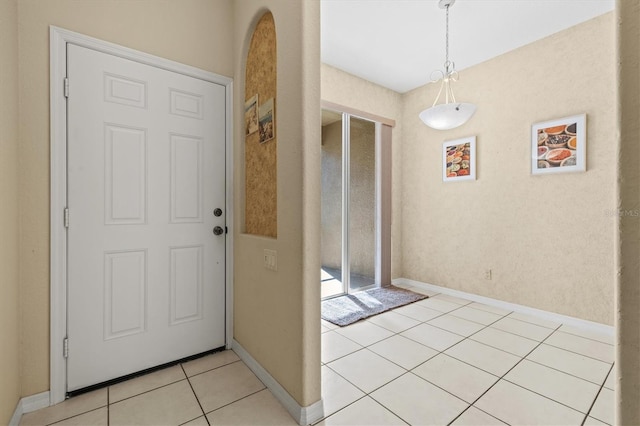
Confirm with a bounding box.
[321,101,394,298]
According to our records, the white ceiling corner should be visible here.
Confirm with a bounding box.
[321,0,614,94]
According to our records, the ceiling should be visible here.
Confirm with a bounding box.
[321,0,614,94]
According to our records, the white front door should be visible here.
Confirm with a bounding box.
[66,44,226,391]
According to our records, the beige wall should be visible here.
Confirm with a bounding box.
[0,0,21,421]
[401,13,616,325]
[233,1,321,407]
[321,119,376,278]
[321,65,404,279]
[17,0,234,397]
[616,0,639,423]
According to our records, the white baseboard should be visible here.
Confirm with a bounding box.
[393,278,615,337]
[9,391,50,426]
[231,339,324,426]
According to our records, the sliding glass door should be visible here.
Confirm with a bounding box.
[321,110,377,298]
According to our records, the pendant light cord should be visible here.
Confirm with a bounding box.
[445,5,449,71]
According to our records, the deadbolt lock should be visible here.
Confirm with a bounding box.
[213,208,223,217]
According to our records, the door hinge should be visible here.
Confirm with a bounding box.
[64,78,69,98]
[64,207,69,228]
[63,337,69,358]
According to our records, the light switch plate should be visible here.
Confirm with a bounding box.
[264,249,277,271]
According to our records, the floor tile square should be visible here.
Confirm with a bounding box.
[335,321,394,347]
[321,319,339,331]
[49,408,107,426]
[584,416,610,425]
[109,380,201,426]
[450,306,504,326]
[474,380,584,425]
[180,417,209,426]
[526,344,611,385]
[427,314,485,337]
[450,407,507,425]
[445,339,521,377]
[321,365,365,417]
[470,327,539,357]
[401,285,438,296]
[182,350,240,377]
[490,317,554,341]
[467,302,512,316]
[416,297,463,313]
[189,361,265,413]
[371,373,468,425]
[401,323,465,351]
[504,359,600,413]
[368,334,438,370]
[20,388,107,426]
[545,331,615,363]
[603,367,615,390]
[317,396,406,426]
[589,388,614,425]
[431,293,472,305]
[393,303,443,322]
[558,324,615,345]
[413,353,499,404]
[367,310,421,333]
[327,349,405,393]
[321,330,362,363]
[507,312,561,329]
[109,364,185,403]
[206,389,297,425]
[321,324,331,333]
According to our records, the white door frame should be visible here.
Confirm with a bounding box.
[49,26,234,405]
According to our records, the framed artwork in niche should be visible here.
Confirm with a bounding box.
[244,94,259,136]
[443,136,476,182]
[532,113,586,175]
[259,98,275,144]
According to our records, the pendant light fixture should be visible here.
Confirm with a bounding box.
[419,0,476,130]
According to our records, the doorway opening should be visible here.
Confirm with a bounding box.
[321,104,393,299]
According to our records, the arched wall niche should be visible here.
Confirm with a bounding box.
[244,11,277,237]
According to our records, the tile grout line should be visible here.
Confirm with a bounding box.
[523,356,613,387]
[469,323,603,423]
[447,322,563,425]
[181,364,211,425]
[322,298,614,426]
[581,363,615,426]
[202,388,268,418]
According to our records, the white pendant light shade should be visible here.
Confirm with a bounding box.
[419,102,476,130]
[419,0,476,131]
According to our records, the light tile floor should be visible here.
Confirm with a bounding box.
[21,286,615,425]
[19,351,297,426]
[320,286,615,426]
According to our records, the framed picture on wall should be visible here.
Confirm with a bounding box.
[244,94,259,136]
[259,98,275,144]
[443,136,476,182]
[532,113,586,175]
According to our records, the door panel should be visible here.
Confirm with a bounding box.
[67,44,226,391]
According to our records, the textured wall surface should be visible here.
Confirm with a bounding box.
[17,0,234,397]
[0,0,21,421]
[401,13,616,325]
[321,65,403,279]
[321,119,376,277]
[245,12,277,237]
[616,0,639,423]
[233,0,321,407]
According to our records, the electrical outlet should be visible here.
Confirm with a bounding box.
[264,249,277,271]
[484,269,492,280]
